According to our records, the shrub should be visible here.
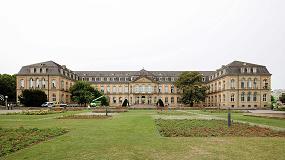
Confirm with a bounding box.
[18,89,47,107]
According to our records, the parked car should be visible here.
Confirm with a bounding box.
[41,102,55,107]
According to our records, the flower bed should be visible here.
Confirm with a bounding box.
[5,110,65,115]
[155,119,285,137]
[58,115,111,119]
[0,127,68,157]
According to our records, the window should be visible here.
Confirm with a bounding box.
[247,92,251,102]
[135,85,139,93]
[253,92,257,101]
[20,79,24,88]
[113,97,117,103]
[119,86,123,93]
[253,78,257,89]
[124,86,128,93]
[247,68,251,73]
[263,94,267,102]
[139,85,143,93]
[36,78,40,88]
[223,94,226,102]
[61,80,64,89]
[100,85,105,93]
[241,68,245,73]
[119,97,123,103]
[241,78,245,89]
[29,78,34,88]
[230,94,235,102]
[241,92,245,102]
[230,79,235,89]
[171,97,174,103]
[165,97,168,103]
[223,81,226,90]
[171,85,175,93]
[42,79,46,88]
[164,85,169,93]
[158,85,162,93]
[52,93,56,102]
[107,86,110,93]
[52,80,56,88]
[263,79,269,89]
[253,67,257,73]
[112,86,117,93]
[247,78,252,88]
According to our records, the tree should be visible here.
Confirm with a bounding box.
[70,81,95,106]
[175,71,208,107]
[0,74,16,103]
[279,94,285,104]
[18,89,47,107]
[100,96,109,106]
[122,99,129,107]
[156,99,164,107]
[271,96,277,109]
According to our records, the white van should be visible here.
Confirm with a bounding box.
[41,102,55,107]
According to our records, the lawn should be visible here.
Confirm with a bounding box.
[0,110,284,160]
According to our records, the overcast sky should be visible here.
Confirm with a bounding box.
[0,0,284,89]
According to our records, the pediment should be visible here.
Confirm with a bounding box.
[133,76,156,83]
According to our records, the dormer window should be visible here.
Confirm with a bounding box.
[241,68,245,73]
[247,68,251,73]
[253,67,257,73]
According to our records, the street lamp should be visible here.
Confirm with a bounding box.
[5,96,8,110]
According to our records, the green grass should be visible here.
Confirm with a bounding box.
[156,119,285,137]
[191,110,285,128]
[0,127,68,157]
[0,110,284,160]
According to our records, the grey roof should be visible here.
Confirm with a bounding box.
[17,60,271,82]
[74,70,215,77]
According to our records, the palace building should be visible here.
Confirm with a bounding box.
[16,60,272,109]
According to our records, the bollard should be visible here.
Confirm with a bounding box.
[228,108,231,127]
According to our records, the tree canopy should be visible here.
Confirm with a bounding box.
[70,81,109,106]
[175,71,208,107]
[279,94,285,104]
[0,74,16,103]
[18,89,47,107]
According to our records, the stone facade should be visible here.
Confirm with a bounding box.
[16,61,271,109]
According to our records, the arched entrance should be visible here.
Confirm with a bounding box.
[141,96,146,104]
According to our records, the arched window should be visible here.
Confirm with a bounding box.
[113,97,117,103]
[52,80,56,88]
[29,78,34,88]
[253,92,257,101]
[248,78,252,89]
[241,78,245,89]
[241,92,245,102]
[230,79,235,89]
[247,92,251,102]
[171,85,175,93]
[253,78,257,89]
[20,79,24,88]
[36,78,40,88]
[42,78,46,88]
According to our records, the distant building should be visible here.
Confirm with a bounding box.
[16,61,272,109]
